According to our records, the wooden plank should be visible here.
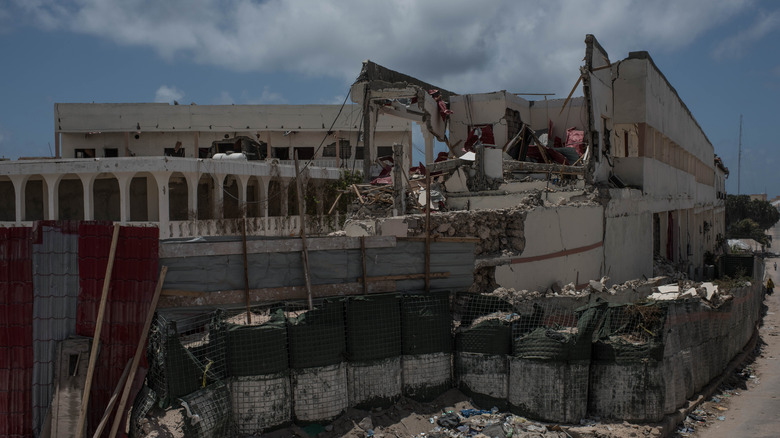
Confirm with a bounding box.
[157,280,397,308]
[353,184,365,203]
[502,124,525,153]
[158,235,397,258]
[400,236,480,243]
[357,272,449,282]
[559,75,583,116]
[535,143,551,164]
[108,266,168,438]
[327,192,343,215]
[76,223,120,438]
[91,359,131,438]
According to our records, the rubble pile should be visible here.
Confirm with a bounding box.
[261,388,662,438]
[652,254,688,281]
[470,267,498,293]
[405,205,536,256]
[647,280,732,308]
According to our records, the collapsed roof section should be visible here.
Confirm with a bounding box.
[351,52,596,190]
[351,60,458,181]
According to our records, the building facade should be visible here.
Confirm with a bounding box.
[0,104,412,238]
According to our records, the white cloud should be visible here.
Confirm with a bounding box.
[215,91,235,105]
[16,0,752,95]
[241,86,287,104]
[154,85,184,103]
[713,9,780,59]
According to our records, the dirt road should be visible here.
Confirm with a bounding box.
[702,224,780,438]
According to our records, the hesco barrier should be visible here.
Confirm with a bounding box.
[345,294,403,408]
[131,276,766,435]
[508,302,607,422]
[588,278,764,421]
[401,292,452,400]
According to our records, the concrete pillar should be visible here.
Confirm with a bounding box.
[236,174,249,204]
[214,173,225,219]
[183,172,200,220]
[362,96,375,182]
[146,175,159,221]
[114,173,134,223]
[9,175,27,224]
[78,174,97,221]
[150,172,170,233]
[280,179,290,217]
[41,174,61,221]
[259,177,270,218]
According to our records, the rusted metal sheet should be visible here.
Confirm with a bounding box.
[0,227,34,438]
[76,224,159,436]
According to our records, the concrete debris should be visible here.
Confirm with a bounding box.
[647,280,731,307]
[263,388,662,438]
[406,206,533,256]
[477,274,733,309]
[652,255,688,282]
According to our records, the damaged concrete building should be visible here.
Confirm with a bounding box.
[0,103,412,238]
[349,34,729,292]
[2,34,761,438]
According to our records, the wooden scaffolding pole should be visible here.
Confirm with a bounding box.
[76,223,120,438]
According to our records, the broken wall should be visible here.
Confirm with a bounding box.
[495,204,603,291]
[449,92,532,152]
[583,35,615,184]
[603,206,654,285]
[526,97,588,144]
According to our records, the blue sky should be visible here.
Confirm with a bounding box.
[1,0,778,198]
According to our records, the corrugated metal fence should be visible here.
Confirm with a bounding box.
[0,227,34,438]
[0,222,159,438]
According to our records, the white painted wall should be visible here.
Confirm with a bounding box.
[613,58,714,168]
[56,103,411,161]
[495,204,604,291]
[603,212,653,284]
